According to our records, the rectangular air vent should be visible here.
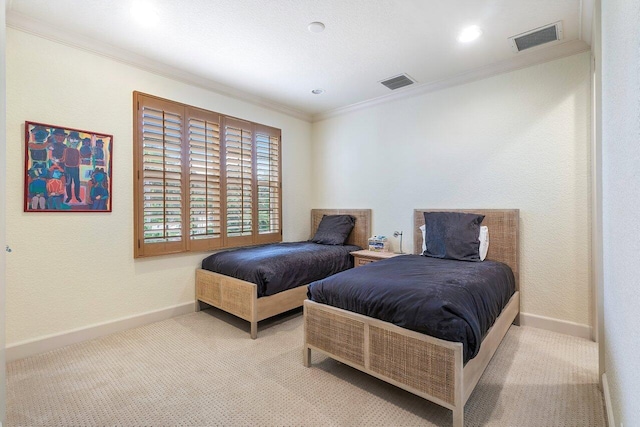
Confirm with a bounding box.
[509,22,563,52]
[380,74,416,90]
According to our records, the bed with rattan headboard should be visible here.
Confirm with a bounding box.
[196,209,371,339]
[303,209,519,427]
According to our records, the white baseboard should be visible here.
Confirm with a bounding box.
[602,373,616,427]
[6,302,195,362]
[3,306,593,361]
[519,312,592,340]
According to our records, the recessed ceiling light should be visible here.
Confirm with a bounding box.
[308,22,325,33]
[458,25,482,43]
[131,0,160,27]
[311,89,324,95]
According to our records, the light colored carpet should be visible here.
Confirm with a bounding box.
[7,309,606,426]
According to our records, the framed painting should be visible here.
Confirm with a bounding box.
[24,121,113,212]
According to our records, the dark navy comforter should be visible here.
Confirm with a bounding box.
[201,242,361,298]
[307,255,515,363]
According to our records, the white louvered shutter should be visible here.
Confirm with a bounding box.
[136,96,186,256]
[223,117,254,246]
[255,125,281,244]
[187,108,222,251]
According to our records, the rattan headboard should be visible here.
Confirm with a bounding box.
[413,209,519,291]
[311,209,372,249]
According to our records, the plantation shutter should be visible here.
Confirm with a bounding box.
[223,117,254,246]
[186,107,223,251]
[135,95,186,257]
[255,125,281,244]
[134,92,283,258]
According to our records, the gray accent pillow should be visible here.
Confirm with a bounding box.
[310,214,356,245]
[422,212,485,262]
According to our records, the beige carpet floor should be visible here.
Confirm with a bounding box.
[7,308,606,426]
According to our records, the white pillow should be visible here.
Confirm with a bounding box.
[478,226,489,261]
[419,224,427,253]
[420,224,489,261]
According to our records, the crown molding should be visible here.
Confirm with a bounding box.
[312,39,591,123]
[6,11,312,123]
[7,9,592,126]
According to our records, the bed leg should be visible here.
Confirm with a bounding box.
[250,321,258,339]
[303,345,311,367]
[452,407,463,427]
[195,300,202,312]
[512,313,520,326]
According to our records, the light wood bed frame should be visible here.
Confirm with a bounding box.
[303,209,519,427]
[196,209,371,339]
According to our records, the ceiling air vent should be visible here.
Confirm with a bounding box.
[380,74,416,90]
[509,22,563,53]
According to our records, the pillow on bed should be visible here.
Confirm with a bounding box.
[478,225,489,261]
[310,214,356,245]
[420,224,489,260]
[422,212,485,261]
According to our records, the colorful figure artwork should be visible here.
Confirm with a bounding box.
[24,122,113,212]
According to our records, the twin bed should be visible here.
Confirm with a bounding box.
[303,209,519,427]
[195,209,371,338]
[196,208,519,427]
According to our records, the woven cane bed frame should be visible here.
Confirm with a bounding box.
[196,209,371,339]
[303,209,519,427]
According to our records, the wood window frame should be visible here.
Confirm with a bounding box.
[133,92,282,258]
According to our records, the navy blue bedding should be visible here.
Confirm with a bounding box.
[201,242,361,298]
[307,255,515,363]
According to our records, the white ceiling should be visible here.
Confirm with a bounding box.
[6,0,592,121]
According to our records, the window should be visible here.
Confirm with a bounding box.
[133,92,281,258]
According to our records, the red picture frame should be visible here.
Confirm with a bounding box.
[24,121,113,212]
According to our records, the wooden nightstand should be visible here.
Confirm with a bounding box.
[350,250,404,267]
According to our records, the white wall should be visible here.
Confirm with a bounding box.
[601,0,640,424]
[312,52,591,328]
[5,29,313,345]
[591,0,605,379]
[0,1,6,423]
